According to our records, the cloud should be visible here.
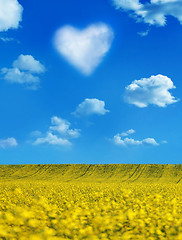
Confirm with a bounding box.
[0,137,18,148]
[34,132,71,146]
[1,68,40,87]
[73,98,109,117]
[33,116,80,146]
[54,23,114,75]
[124,74,178,107]
[112,0,182,27]
[0,0,23,32]
[120,129,135,137]
[113,0,142,11]
[30,130,42,138]
[49,116,80,138]
[1,54,46,90]
[0,37,15,42]
[13,54,45,73]
[0,37,20,44]
[113,130,159,147]
[138,29,150,37]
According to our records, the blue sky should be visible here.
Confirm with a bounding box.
[0,0,182,164]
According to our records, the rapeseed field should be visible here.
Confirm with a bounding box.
[0,164,182,239]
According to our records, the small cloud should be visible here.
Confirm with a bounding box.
[138,29,150,37]
[0,137,18,148]
[54,23,114,75]
[1,54,46,90]
[73,98,109,117]
[49,116,80,138]
[13,54,45,74]
[112,0,182,28]
[112,130,159,147]
[34,132,71,146]
[33,116,80,146]
[124,74,178,107]
[142,138,159,146]
[1,67,40,89]
[113,0,141,11]
[0,37,15,42]
[30,130,42,138]
[0,0,23,32]
[121,129,135,137]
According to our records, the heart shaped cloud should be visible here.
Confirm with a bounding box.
[54,23,114,75]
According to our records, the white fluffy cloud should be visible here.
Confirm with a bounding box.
[13,55,45,73]
[113,0,141,11]
[113,0,182,27]
[34,116,80,146]
[0,0,23,32]
[34,132,71,146]
[125,74,178,107]
[73,98,109,117]
[113,130,159,147]
[1,68,39,84]
[54,23,114,75]
[49,116,80,138]
[1,54,45,90]
[0,137,18,148]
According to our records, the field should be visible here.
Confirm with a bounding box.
[0,164,182,239]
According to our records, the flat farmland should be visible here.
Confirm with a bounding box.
[0,164,182,239]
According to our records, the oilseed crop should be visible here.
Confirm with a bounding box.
[0,164,182,239]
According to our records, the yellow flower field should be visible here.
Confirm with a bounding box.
[0,164,182,239]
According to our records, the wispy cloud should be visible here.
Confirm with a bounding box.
[124,74,178,108]
[73,98,109,117]
[138,29,150,37]
[112,130,159,147]
[54,23,114,75]
[0,137,18,148]
[120,129,135,137]
[0,0,23,32]
[1,54,46,90]
[30,131,42,138]
[113,0,182,27]
[0,37,19,43]
[33,116,80,146]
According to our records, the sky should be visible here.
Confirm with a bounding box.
[0,0,182,164]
